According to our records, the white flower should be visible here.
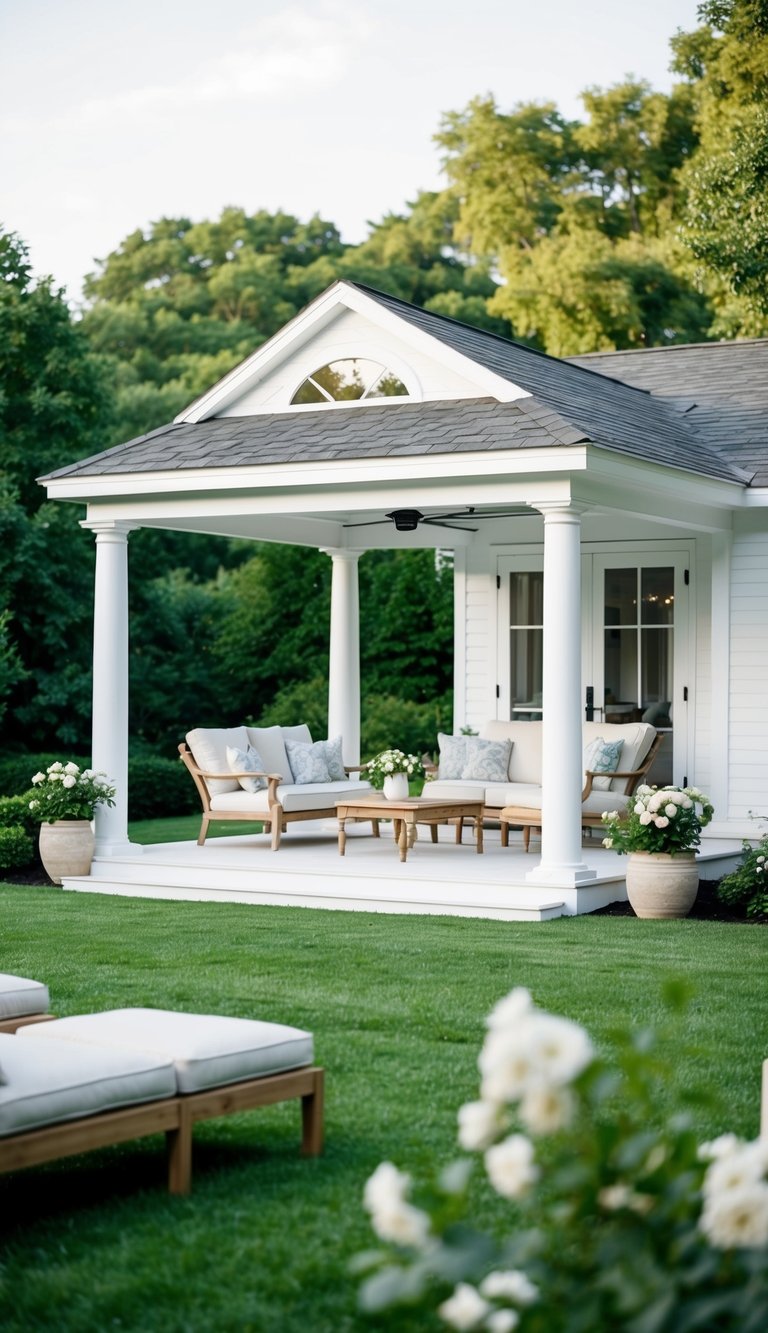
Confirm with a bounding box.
[48,762,63,772]
[62,775,76,789]
[757,855,765,864]
[28,799,38,811]
[485,1134,539,1200]
[602,837,614,849]
[480,1270,539,1306]
[636,784,652,795]
[480,1008,592,1104]
[598,1183,653,1215]
[480,1030,538,1103]
[485,1311,519,1333]
[699,1133,742,1162]
[519,1085,575,1136]
[664,803,678,817]
[437,1283,490,1330]
[654,816,669,829]
[31,772,45,785]
[363,1162,430,1249]
[639,811,653,825]
[63,761,80,775]
[700,1182,768,1248]
[485,988,533,1032]
[458,1099,501,1151]
[634,802,645,815]
[703,1140,768,1197]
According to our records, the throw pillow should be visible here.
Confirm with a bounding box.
[323,735,346,781]
[437,733,467,780]
[284,738,335,785]
[461,736,512,782]
[583,737,624,791]
[226,745,268,794]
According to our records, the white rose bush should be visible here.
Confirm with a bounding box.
[28,761,116,823]
[365,749,425,791]
[356,986,767,1331]
[601,784,714,856]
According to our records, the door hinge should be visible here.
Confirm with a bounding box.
[496,684,500,699]
[683,775,688,788]
[683,686,689,702]
[496,574,501,590]
[684,569,690,585]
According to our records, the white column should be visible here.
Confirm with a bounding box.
[324,549,362,767]
[526,504,596,887]
[81,519,136,857]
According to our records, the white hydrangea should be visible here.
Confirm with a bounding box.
[519,1084,575,1136]
[484,1134,539,1200]
[437,1283,490,1330]
[458,1099,501,1151]
[480,1269,539,1306]
[61,774,76,789]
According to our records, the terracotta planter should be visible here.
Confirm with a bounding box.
[625,851,699,919]
[39,820,95,885]
[383,773,409,801]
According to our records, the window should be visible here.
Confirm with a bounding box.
[291,358,409,405]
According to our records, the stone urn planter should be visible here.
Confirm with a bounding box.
[625,851,699,919]
[38,820,95,885]
[383,773,410,801]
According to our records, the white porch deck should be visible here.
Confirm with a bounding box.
[62,824,744,923]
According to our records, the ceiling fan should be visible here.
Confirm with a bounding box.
[343,506,531,533]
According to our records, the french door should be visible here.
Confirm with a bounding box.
[496,549,690,783]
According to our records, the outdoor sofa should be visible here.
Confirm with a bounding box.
[0,986,324,1195]
[426,719,661,846]
[180,723,376,849]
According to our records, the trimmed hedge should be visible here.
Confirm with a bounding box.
[0,753,197,822]
[0,794,38,873]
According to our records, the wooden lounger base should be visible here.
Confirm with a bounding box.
[0,1064,324,1195]
[0,1013,57,1035]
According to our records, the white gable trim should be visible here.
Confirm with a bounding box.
[176,282,531,424]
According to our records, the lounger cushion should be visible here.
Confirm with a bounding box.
[19,1008,314,1094]
[0,973,50,1020]
[0,1033,175,1137]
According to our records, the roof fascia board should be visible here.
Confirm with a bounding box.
[42,445,587,504]
[176,282,531,423]
[743,488,768,506]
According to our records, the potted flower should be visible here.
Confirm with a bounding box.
[365,749,425,801]
[601,783,714,918]
[29,762,116,884]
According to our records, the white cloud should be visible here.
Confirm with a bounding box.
[77,5,374,121]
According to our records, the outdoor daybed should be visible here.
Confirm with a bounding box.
[180,723,376,849]
[0,971,54,1034]
[426,720,661,844]
[0,1005,324,1194]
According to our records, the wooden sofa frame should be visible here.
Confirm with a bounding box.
[499,733,664,850]
[0,1063,324,1195]
[178,743,378,850]
[0,1013,56,1036]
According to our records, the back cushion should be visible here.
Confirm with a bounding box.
[186,727,249,795]
[245,726,295,782]
[582,722,656,791]
[482,721,542,783]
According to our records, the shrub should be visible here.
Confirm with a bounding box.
[0,792,39,838]
[361,693,452,761]
[0,825,34,873]
[717,834,768,918]
[357,986,768,1332]
[127,754,199,821]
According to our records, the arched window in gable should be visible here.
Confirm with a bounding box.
[291,357,409,405]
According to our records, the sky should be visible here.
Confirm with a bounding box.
[1,0,702,305]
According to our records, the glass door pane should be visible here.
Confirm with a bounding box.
[510,571,543,718]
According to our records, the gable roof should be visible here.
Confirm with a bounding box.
[43,282,758,489]
[568,340,768,488]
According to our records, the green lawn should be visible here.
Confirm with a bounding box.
[129,814,263,843]
[0,881,764,1332]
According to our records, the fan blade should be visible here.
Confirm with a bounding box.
[421,518,478,531]
[342,518,394,528]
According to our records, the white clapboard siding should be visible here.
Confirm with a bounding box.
[728,529,768,820]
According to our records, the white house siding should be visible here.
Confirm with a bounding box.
[728,517,768,821]
[456,546,495,730]
[692,538,712,797]
[219,308,486,415]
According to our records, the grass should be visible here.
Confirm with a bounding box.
[129,815,263,843]
[0,881,764,1332]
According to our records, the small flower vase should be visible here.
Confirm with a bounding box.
[383,773,409,801]
[38,820,95,885]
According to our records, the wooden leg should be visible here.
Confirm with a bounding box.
[475,815,483,854]
[167,1112,193,1195]
[455,817,463,845]
[198,817,209,847]
[338,818,347,856]
[397,819,408,862]
[301,1069,325,1156]
[371,819,380,838]
[430,823,438,843]
[500,820,509,848]
[270,811,282,851]
[523,824,531,852]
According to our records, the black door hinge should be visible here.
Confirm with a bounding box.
[683,686,688,701]
[496,574,501,590]
[684,569,690,585]
[496,684,500,698]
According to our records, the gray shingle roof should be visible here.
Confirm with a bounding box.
[568,340,768,488]
[43,283,761,488]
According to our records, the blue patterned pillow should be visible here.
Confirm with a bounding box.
[438,733,467,780]
[461,737,512,782]
[583,737,624,790]
[285,737,345,785]
[226,744,268,793]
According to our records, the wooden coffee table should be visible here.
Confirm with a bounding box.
[335,794,484,863]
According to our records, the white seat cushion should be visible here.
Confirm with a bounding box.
[18,1008,314,1094]
[0,1033,175,1137]
[423,779,487,802]
[0,973,49,1020]
[209,779,373,814]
